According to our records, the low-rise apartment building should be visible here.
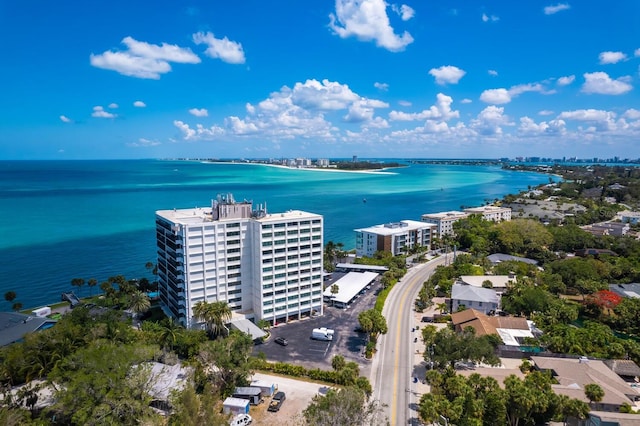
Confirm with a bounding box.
[354,220,436,257]
[463,205,512,222]
[420,211,469,237]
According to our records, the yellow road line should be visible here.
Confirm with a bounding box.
[390,273,415,425]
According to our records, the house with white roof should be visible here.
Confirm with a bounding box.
[457,274,516,295]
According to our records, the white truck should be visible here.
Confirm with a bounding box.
[311,327,335,341]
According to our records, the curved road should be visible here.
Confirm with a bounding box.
[371,254,450,426]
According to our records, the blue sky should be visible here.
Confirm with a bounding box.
[1,1,639,160]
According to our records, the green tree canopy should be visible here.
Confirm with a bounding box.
[303,387,386,426]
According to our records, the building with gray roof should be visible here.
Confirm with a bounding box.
[609,283,640,299]
[450,283,499,314]
[0,311,56,347]
[487,253,538,265]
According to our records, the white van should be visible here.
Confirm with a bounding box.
[229,414,252,426]
[311,327,334,341]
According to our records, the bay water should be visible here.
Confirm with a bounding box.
[0,160,549,308]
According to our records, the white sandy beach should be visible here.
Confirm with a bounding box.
[203,161,398,175]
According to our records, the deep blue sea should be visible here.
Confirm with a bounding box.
[0,159,551,308]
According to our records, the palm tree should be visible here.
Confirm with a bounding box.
[71,278,85,297]
[330,284,340,305]
[4,291,16,309]
[584,383,604,409]
[193,301,232,338]
[128,291,151,318]
[87,278,98,297]
[158,317,182,351]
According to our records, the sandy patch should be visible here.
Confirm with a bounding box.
[247,372,335,426]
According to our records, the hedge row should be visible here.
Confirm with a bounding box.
[250,358,337,383]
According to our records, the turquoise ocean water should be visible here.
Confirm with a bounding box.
[0,160,550,308]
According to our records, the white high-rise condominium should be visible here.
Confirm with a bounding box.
[156,194,324,328]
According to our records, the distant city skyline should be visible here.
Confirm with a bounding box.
[1,1,639,160]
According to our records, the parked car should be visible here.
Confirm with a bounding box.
[268,391,286,412]
[421,316,434,323]
[274,337,288,346]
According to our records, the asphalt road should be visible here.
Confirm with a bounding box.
[371,254,450,426]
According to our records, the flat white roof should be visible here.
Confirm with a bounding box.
[156,207,215,225]
[335,263,389,272]
[421,211,468,220]
[156,207,319,225]
[464,206,511,213]
[459,275,516,288]
[496,327,534,346]
[255,210,321,222]
[355,220,435,236]
[323,271,378,304]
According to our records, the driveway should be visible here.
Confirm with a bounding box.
[253,276,380,375]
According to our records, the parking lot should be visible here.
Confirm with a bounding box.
[252,274,380,374]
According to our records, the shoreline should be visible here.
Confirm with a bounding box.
[203,161,398,175]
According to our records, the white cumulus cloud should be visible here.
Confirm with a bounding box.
[470,106,511,135]
[539,110,554,116]
[329,0,414,52]
[481,81,553,104]
[599,51,627,65]
[59,115,72,123]
[374,82,389,91]
[624,109,640,120]
[488,70,498,76]
[92,106,116,118]
[519,117,566,135]
[192,31,246,64]
[389,93,459,122]
[460,98,472,104]
[189,108,209,117]
[482,13,499,22]
[429,65,466,85]
[174,78,389,142]
[290,79,360,110]
[174,121,196,140]
[128,138,161,147]
[581,72,633,95]
[133,100,146,107]
[544,3,570,15]
[480,88,511,104]
[392,4,415,21]
[90,36,200,79]
[108,103,118,109]
[635,48,640,57]
[556,75,575,86]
